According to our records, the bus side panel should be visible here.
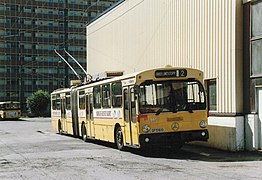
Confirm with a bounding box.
[93,119,123,143]
[65,110,73,135]
[51,110,61,133]
[0,110,3,119]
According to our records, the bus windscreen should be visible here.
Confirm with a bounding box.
[138,80,206,114]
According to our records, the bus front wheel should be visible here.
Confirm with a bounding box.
[115,126,124,150]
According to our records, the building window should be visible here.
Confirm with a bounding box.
[251,1,262,77]
[251,39,262,76]
[206,79,217,111]
[252,1,262,37]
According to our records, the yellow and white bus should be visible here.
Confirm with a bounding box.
[0,101,21,120]
[51,66,208,150]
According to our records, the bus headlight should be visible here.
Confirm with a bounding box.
[142,125,151,133]
[199,120,207,128]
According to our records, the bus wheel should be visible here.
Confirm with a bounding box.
[81,124,87,142]
[58,120,62,134]
[115,126,124,150]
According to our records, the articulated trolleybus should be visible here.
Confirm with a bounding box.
[0,101,21,120]
[51,66,208,150]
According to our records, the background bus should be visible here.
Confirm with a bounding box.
[0,101,21,120]
[51,66,208,150]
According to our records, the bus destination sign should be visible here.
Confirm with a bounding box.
[155,69,187,78]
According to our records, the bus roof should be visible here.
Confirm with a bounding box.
[51,66,203,94]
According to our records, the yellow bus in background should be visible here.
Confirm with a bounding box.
[51,66,208,150]
[0,101,21,120]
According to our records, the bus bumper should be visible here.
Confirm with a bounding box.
[139,130,209,147]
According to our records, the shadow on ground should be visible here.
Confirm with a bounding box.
[130,144,262,162]
[80,138,262,162]
[0,118,26,122]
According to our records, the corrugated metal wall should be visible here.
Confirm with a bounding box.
[87,0,243,114]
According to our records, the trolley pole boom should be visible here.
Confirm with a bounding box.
[63,49,92,82]
[54,49,82,80]
[63,48,88,76]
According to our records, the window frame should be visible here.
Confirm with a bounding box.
[206,79,217,111]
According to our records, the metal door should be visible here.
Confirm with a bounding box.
[86,93,95,138]
[123,86,139,146]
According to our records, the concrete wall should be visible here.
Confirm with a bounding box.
[86,0,244,151]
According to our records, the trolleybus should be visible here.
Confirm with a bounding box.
[51,66,208,150]
[0,101,21,120]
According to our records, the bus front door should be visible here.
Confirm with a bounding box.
[86,94,95,138]
[123,87,139,147]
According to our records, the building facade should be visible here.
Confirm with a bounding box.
[86,0,262,151]
[0,0,119,112]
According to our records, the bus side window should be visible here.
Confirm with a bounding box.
[102,84,111,108]
[90,95,94,119]
[94,86,101,109]
[86,94,89,117]
[112,81,122,107]
[79,93,85,110]
[124,89,129,122]
[52,95,57,110]
[56,95,61,110]
[66,93,71,110]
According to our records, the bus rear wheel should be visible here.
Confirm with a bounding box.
[115,126,124,150]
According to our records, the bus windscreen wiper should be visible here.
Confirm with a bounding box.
[155,107,164,115]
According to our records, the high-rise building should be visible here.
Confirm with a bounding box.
[0,0,120,112]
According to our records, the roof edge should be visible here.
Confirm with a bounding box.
[86,0,126,27]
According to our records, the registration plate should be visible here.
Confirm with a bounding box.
[151,128,165,133]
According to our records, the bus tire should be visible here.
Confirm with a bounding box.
[115,126,124,151]
[81,123,87,142]
[58,120,62,135]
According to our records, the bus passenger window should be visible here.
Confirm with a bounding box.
[56,95,61,110]
[52,95,57,110]
[79,96,85,109]
[66,94,71,110]
[94,86,101,109]
[102,84,111,108]
[112,82,122,107]
[79,91,85,110]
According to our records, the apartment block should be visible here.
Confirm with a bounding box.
[0,0,119,112]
